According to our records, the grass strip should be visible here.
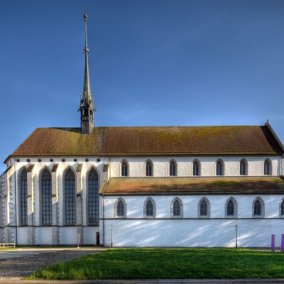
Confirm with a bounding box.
[28,248,284,280]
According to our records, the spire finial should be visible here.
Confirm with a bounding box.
[84,14,89,53]
[80,13,95,134]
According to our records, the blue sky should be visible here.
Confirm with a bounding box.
[0,0,284,172]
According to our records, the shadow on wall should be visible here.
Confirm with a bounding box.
[108,219,283,248]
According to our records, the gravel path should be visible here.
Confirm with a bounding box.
[0,248,104,280]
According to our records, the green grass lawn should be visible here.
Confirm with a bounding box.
[29,248,284,280]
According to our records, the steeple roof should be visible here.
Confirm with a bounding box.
[80,14,94,110]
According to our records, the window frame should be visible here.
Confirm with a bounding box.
[264,159,272,176]
[216,159,224,176]
[40,167,52,226]
[169,159,177,176]
[145,159,153,177]
[252,197,265,218]
[121,159,129,177]
[280,199,284,218]
[144,197,156,218]
[225,197,238,218]
[87,167,100,226]
[171,197,183,218]
[193,159,201,176]
[115,198,127,218]
[240,158,248,176]
[19,168,28,226]
[63,167,76,226]
[198,197,210,218]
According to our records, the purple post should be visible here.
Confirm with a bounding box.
[281,234,284,253]
[271,234,275,252]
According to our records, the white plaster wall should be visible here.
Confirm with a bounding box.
[103,195,284,247]
[3,155,284,246]
[104,219,283,247]
[103,195,284,219]
[83,227,100,245]
[17,227,29,245]
[60,227,77,244]
[36,227,53,245]
[110,156,280,177]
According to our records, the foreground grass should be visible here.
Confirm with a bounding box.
[29,248,284,280]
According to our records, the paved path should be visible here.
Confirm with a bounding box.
[0,247,105,281]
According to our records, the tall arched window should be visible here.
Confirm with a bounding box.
[253,197,264,217]
[170,160,177,176]
[264,159,272,175]
[171,198,182,217]
[280,199,284,217]
[64,168,76,225]
[19,168,28,226]
[144,198,155,217]
[121,160,128,177]
[116,198,126,218]
[146,160,153,177]
[88,168,99,225]
[193,159,200,176]
[40,168,52,226]
[240,158,248,176]
[216,159,224,176]
[199,198,210,218]
[226,197,237,217]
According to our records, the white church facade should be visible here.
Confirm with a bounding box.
[1,15,284,247]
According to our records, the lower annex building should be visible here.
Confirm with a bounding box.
[1,15,284,247]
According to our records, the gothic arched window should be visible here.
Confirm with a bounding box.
[19,169,28,226]
[146,160,153,177]
[264,159,272,175]
[88,168,99,225]
[40,168,52,226]
[193,159,200,176]
[64,168,76,225]
[144,198,155,217]
[116,198,126,218]
[253,197,264,217]
[240,158,248,176]
[170,160,177,176]
[216,159,224,176]
[172,198,182,217]
[199,198,210,218]
[121,160,128,177]
[226,198,237,217]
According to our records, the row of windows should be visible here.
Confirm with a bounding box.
[115,197,284,218]
[18,167,99,226]
[121,158,273,177]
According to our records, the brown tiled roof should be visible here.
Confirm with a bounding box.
[7,125,283,160]
[100,177,284,195]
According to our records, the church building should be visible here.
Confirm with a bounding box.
[1,15,284,247]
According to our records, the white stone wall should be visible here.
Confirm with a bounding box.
[104,218,284,247]
[110,156,281,177]
[1,154,284,246]
[3,157,104,245]
[103,195,284,247]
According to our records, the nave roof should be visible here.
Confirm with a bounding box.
[6,124,284,161]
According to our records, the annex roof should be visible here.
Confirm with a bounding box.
[6,124,284,161]
[100,177,284,195]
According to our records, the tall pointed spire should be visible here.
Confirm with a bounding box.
[80,14,94,134]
